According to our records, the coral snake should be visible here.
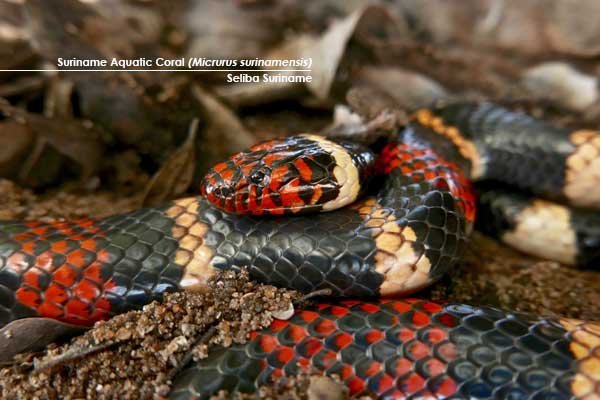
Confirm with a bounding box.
[0,102,599,398]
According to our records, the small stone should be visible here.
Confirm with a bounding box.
[222,336,232,347]
[307,375,347,400]
[180,323,194,336]
[272,302,295,320]
[160,336,188,361]
[115,328,132,341]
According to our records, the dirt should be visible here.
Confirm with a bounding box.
[210,373,355,400]
[0,179,141,221]
[0,269,298,399]
[0,177,598,399]
[427,233,600,321]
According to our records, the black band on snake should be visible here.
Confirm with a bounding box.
[0,102,599,398]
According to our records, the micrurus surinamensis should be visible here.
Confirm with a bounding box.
[0,102,599,398]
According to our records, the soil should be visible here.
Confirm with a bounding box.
[0,267,299,399]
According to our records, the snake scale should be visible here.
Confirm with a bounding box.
[1,102,599,399]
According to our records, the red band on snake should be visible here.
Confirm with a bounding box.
[1,102,599,398]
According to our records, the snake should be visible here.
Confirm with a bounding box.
[0,102,599,398]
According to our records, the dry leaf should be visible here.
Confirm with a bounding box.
[304,5,401,100]
[183,0,281,60]
[357,66,448,110]
[214,5,401,106]
[142,119,198,207]
[192,85,256,174]
[0,0,36,73]
[0,121,34,178]
[0,318,87,364]
[213,36,313,107]
[386,0,600,56]
[345,85,403,121]
[303,9,364,100]
[0,102,104,187]
[44,77,76,118]
[25,0,162,61]
[323,99,399,144]
[24,0,181,158]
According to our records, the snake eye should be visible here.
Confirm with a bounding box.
[250,170,269,185]
[214,186,232,198]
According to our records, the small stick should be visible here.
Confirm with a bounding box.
[297,288,332,303]
[167,325,217,381]
[34,341,117,373]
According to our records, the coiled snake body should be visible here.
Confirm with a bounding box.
[1,102,599,398]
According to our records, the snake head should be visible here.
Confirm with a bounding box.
[200,134,374,215]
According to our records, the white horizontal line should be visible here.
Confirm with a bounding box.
[0,69,312,72]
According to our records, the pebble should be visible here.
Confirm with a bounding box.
[307,375,347,400]
[272,302,295,320]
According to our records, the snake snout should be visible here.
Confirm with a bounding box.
[200,167,237,212]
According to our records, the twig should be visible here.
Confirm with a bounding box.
[34,341,117,373]
[297,288,332,303]
[167,325,217,381]
[0,75,46,98]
